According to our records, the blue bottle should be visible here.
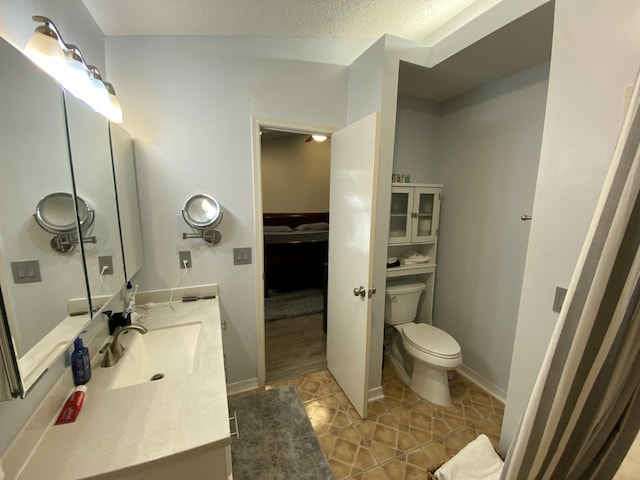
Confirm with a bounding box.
[71,337,91,385]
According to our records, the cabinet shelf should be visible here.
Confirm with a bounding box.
[386,263,436,278]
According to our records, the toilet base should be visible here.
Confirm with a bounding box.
[411,362,452,407]
[388,329,455,407]
[389,353,453,406]
[389,351,412,386]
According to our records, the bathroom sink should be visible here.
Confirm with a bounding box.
[109,322,202,390]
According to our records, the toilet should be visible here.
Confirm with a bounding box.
[384,280,462,406]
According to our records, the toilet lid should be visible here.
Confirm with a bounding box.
[401,323,461,359]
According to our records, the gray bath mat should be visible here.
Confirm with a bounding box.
[228,385,334,480]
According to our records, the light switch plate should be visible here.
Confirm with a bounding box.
[11,260,41,284]
[233,247,252,265]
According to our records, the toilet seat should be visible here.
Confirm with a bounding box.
[400,323,461,359]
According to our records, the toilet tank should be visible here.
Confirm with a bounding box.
[384,280,426,324]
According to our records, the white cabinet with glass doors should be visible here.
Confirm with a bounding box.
[389,184,441,244]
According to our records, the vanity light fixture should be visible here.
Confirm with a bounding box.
[25,15,123,123]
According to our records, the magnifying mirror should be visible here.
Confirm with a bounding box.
[34,192,96,252]
[181,194,222,245]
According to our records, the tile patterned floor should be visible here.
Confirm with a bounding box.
[264,362,505,480]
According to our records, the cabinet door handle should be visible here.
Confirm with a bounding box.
[230,410,239,439]
[368,286,377,298]
[353,286,366,297]
[521,215,532,221]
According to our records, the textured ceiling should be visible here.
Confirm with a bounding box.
[81,0,481,39]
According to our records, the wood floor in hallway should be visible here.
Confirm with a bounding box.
[265,312,327,383]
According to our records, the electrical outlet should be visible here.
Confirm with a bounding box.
[179,251,192,269]
[553,286,567,313]
[98,256,113,275]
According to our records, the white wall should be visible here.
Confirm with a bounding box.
[393,95,441,182]
[435,62,549,397]
[105,36,353,383]
[500,0,640,452]
[261,135,331,213]
[393,63,549,398]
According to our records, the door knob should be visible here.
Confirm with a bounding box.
[368,286,377,298]
[353,286,366,297]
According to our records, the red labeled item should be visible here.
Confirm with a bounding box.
[55,385,87,425]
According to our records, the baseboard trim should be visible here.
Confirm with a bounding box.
[226,378,259,395]
[368,386,384,403]
[456,365,506,404]
[228,381,386,403]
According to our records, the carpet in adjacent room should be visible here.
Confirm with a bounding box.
[264,288,324,321]
[228,385,334,480]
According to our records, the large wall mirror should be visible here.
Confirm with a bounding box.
[0,36,143,400]
[64,92,126,304]
[110,124,144,281]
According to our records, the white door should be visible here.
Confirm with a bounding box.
[327,112,380,418]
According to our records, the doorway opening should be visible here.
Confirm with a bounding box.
[252,119,334,385]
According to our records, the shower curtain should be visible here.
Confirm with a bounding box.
[500,68,640,478]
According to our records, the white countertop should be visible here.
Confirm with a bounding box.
[15,289,229,479]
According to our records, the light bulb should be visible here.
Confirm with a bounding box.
[108,92,123,123]
[60,49,92,101]
[104,82,123,123]
[25,27,66,79]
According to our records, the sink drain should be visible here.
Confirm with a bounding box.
[150,373,165,381]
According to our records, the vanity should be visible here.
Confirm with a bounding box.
[4,285,232,480]
[0,33,232,479]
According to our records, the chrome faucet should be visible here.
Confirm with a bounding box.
[101,324,148,367]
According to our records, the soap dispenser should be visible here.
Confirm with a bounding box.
[71,336,91,386]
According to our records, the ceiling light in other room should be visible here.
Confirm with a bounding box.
[305,134,329,143]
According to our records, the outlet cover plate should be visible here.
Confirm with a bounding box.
[179,251,192,268]
[98,255,113,275]
[553,286,567,313]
